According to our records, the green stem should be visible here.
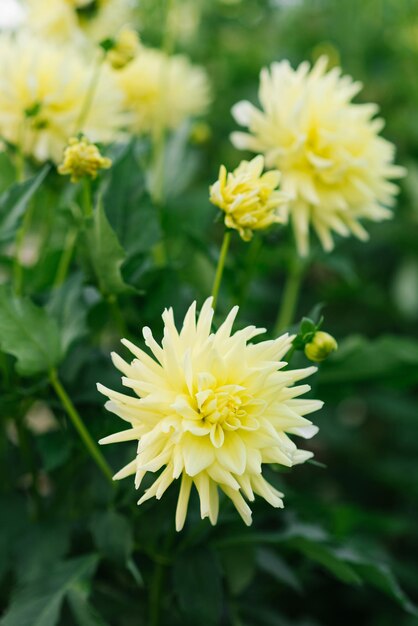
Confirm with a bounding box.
[211,230,231,311]
[15,412,41,518]
[76,50,106,133]
[53,228,77,288]
[273,258,304,335]
[238,234,262,307]
[49,368,114,484]
[13,198,34,295]
[107,295,129,338]
[149,560,165,626]
[82,177,93,218]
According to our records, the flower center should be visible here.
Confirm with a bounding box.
[191,384,260,448]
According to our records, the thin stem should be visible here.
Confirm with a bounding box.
[107,295,129,339]
[148,560,164,626]
[49,368,114,484]
[82,177,93,218]
[53,228,77,288]
[273,258,304,335]
[238,234,262,307]
[211,230,231,311]
[15,412,41,518]
[76,50,106,133]
[13,198,34,295]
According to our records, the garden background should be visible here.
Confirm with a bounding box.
[1,1,418,625]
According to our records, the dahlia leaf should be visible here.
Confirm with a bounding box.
[0,286,62,376]
[67,586,109,626]
[173,547,223,626]
[0,165,50,243]
[1,555,98,626]
[103,142,160,257]
[91,511,134,565]
[46,273,88,356]
[85,199,135,296]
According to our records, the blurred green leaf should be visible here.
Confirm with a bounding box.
[0,166,49,243]
[320,335,418,385]
[221,544,255,595]
[46,274,88,355]
[256,548,302,593]
[1,554,98,626]
[173,547,223,626]
[67,585,109,626]
[0,286,62,376]
[91,511,134,565]
[85,200,135,296]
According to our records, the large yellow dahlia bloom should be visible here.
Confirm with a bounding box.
[231,57,405,256]
[209,155,290,241]
[116,47,210,135]
[0,33,125,163]
[98,299,322,530]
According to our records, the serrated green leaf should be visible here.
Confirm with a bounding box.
[0,166,49,243]
[173,547,223,626]
[85,199,135,296]
[46,273,88,355]
[0,286,62,376]
[1,555,98,626]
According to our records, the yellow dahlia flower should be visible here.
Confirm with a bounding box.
[58,136,112,182]
[209,155,290,241]
[0,33,124,163]
[116,47,210,134]
[25,0,135,46]
[98,299,322,530]
[231,57,405,256]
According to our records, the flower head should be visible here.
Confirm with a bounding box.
[304,331,338,363]
[231,57,405,255]
[0,33,125,162]
[210,155,289,241]
[116,47,210,134]
[98,299,322,530]
[24,0,135,46]
[58,136,111,182]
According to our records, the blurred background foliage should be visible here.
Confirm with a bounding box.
[1,0,418,625]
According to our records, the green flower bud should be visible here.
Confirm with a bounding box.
[304,331,338,362]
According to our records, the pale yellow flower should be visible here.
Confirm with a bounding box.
[231,57,405,256]
[210,155,290,241]
[304,331,338,362]
[58,136,112,182]
[107,28,140,70]
[25,0,136,46]
[0,33,125,163]
[116,46,210,134]
[98,299,322,530]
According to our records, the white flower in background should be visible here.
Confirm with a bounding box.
[98,299,322,530]
[116,46,211,134]
[0,33,125,163]
[24,0,136,46]
[231,57,405,255]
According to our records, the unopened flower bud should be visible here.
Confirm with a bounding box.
[107,28,140,70]
[304,331,338,362]
[58,136,112,183]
